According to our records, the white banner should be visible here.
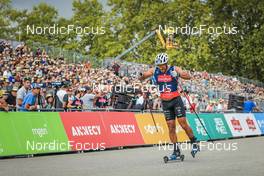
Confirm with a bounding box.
[224,113,261,137]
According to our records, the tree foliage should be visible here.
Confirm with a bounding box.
[3,0,264,81]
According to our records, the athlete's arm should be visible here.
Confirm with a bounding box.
[139,68,154,81]
[175,66,191,80]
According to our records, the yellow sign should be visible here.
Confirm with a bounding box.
[175,118,190,142]
[135,113,170,144]
[135,113,190,145]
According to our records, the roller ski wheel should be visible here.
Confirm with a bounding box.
[180,155,184,161]
[163,156,169,163]
[163,154,185,163]
[191,144,200,158]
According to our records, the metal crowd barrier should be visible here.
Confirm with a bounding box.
[1,107,258,114]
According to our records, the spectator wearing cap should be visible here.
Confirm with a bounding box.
[20,84,41,111]
[16,78,31,109]
[2,77,12,92]
[45,93,54,109]
[6,87,18,108]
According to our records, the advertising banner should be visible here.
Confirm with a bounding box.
[224,113,261,137]
[0,112,22,156]
[135,113,170,144]
[8,112,69,155]
[194,113,233,140]
[187,114,211,141]
[253,113,264,135]
[60,112,108,150]
[99,112,144,147]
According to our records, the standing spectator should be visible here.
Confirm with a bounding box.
[243,97,258,113]
[84,60,91,74]
[20,84,41,111]
[16,78,31,109]
[152,94,161,110]
[36,48,41,57]
[55,85,69,110]
[205,101,214,112]
[81,86,95,110]
[216,99,224,112]
[35,88,46,109]
[112,62,120,76]
[71,90,83,109]
[134,92,144,109]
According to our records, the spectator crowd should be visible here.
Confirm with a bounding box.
[0,40,263,112]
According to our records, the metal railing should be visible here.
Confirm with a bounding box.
[1,107,261,113]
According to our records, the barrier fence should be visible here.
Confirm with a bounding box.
[0,112,263,157]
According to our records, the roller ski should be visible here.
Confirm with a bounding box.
[163,150,184,163]
[190,143,200,158]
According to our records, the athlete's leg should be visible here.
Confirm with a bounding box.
[162,99,180,156]
[178,117,195,140]
[166,119,180,156]
[174,96,197,142]
[167,120,177,143]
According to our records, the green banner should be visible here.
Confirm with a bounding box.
[0,112,70,156]
[0,112,22,156]
[187,113,232,141]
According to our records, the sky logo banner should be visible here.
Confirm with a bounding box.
[99,112,144,147]
[253,113,264,135]
[135,113,170,145]
[224,113,261,137]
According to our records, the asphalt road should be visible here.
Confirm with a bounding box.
[1,137,264,176]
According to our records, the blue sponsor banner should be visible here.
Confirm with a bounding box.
[254,113,264,134]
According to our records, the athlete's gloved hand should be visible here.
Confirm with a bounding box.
[171,70,179,78]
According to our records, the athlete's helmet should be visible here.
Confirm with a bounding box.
[155,53,168,65]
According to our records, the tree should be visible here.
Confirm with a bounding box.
[0,0,12,39]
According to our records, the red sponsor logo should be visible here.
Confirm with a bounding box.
[60,112,109,150]
[158,75,172,82]
[246,117,256,130]
[231,117,242,131]
[100,112,144,147]
[160,91,180,99]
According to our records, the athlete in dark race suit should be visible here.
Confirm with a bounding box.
[139,53,199,159]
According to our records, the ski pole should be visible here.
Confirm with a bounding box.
[145,93,158,132]
[178,81,213,141]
